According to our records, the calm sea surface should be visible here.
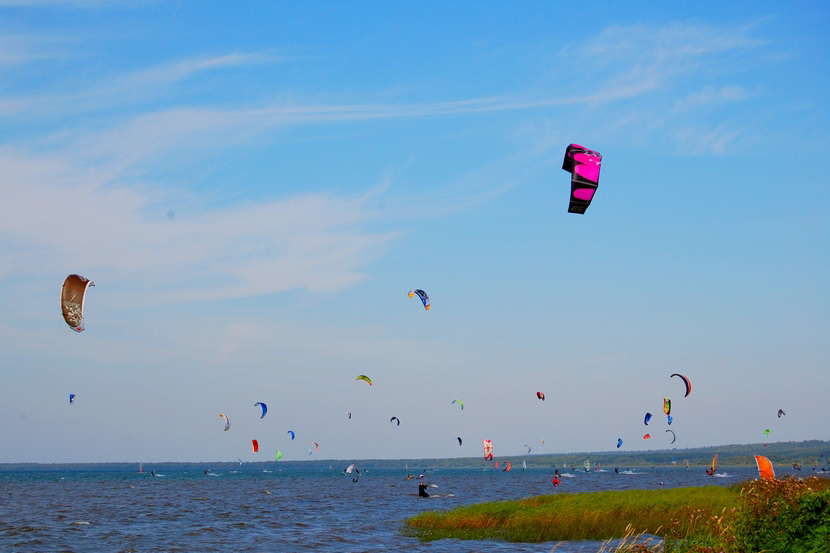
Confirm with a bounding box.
[0,465,788,552]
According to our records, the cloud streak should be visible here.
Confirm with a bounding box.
[0,147,395,304]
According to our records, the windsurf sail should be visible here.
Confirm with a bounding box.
[482,439,493,461]
[522,460,527,470]
[504,461,511,472]
[583,459,590,472]
[755,455,775,480]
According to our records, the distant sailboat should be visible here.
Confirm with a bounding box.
[583,459,590,472]
[522,460,527,471]
[138,463,144,474]
[706,454,719,476]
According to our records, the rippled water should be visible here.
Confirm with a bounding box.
[0,465,769,552]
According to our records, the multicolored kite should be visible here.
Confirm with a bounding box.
[408,289,430,310]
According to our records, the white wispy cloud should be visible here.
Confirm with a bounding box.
[553,20,771,155]
[0,147,395,303]
[0,52,283,120]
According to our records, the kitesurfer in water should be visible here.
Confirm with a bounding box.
[552,476,559,487]
[418,481,429,497]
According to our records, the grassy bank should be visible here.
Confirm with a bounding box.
[403,477,830,552]
[403,485,740,542]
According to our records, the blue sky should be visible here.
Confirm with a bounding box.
[0,1,828,463]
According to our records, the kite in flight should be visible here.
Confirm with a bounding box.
[666,429,676,444]
[670,374,692,397]
[664,398,671,416]
[457,437,462,446]
[251,439,259,453]
[287,430,295,440]
[452,399,464,410]
[69,393,75,405]
[61,274,95,332]
[778,409,786,418]
[254,402,267,419]
[536,392,545,401]
[644,412,652,425]
[390,416,400,426]
[562,144,601,214]
[616,438,623,449]
[408,289,430,310]
[220,413,231,431]
[356,375,372,386]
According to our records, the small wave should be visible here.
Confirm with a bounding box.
[71,521,91,525]
[714,472,730,478]
[559,473,576,478]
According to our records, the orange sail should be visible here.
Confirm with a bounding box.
[755,455,775,480]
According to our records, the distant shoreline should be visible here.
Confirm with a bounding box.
[2,438,827,472]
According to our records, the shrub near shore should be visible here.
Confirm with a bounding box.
[403,476,830,552]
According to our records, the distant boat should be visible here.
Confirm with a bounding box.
[583,459,590,472]
[706,454,718,476]
[522,460,526,471]
[138,463,144,474]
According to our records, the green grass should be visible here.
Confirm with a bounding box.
[402,485,741,542]
[403,477,830,553]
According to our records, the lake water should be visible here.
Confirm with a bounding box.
[0,464,794,552]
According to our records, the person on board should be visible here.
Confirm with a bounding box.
[418,481,430,497]
[552,476,560,487]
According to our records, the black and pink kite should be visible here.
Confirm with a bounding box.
[562,144,602,214]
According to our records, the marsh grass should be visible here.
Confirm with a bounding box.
[402,486,739,542]
[403,476,830,552]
